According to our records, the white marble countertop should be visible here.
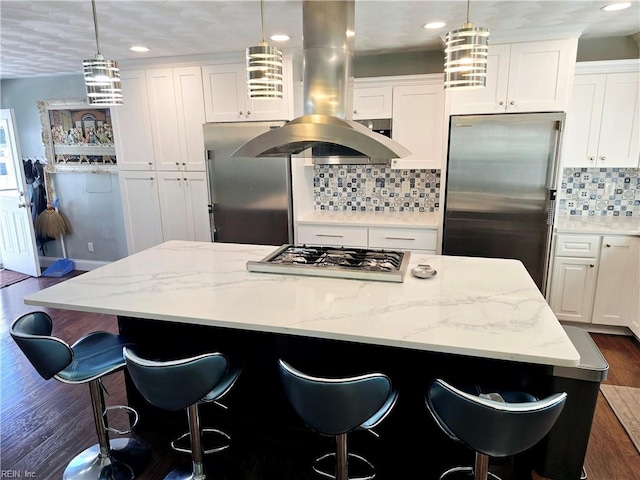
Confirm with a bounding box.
[555,216,640,236]
[24,241,579,367]
[297,210,439,228]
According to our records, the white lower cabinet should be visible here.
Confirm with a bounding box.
[119,172,164,254]
[548,256,598,323]
[548,233,640,329]
[119,171,211,254]
[297,224,368,247]
[296,223,437,253]
[156,172,211,243]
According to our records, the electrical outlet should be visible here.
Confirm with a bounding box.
[88,242,94,252]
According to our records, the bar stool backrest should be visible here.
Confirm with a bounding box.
[278,359,393,436]
[11,311,72,380]
[124,347,229,411]
[427,379,567,458]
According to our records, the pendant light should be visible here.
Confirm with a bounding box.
[444,0,490,90]
[246,0,283,99]
[83,0,123,106]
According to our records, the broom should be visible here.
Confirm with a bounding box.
[35,175,74,276]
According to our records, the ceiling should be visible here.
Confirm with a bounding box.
[1,0,638,80]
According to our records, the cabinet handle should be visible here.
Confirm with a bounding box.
[177,177,181,180]
[354,109,358,114]
[148,162,153,166]
[588,156,595,162]
[183,177,187,181]
[247,111,251,115]
[239,111,243,115]
[385,236,416,241]
[600,156,606,162]
[606,244,611,248]
[590,264,595,268]
[316,234,344,238]
[499,101,505,106]
[182,162,186,166]
[150,177,154,180]
[175,162,180,166]
[509,101,515,105]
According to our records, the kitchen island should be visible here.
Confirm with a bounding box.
[24,241,582,479]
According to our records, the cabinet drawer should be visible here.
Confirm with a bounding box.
[555,235,600,257]
[297,224,368,247]
[369,227,437,251]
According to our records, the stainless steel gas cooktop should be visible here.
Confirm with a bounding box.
[246,245,411,283]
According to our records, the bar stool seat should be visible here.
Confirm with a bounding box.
[10,311,150,480]
[426,378,567,480]
[278,359,398,480]
[123,347,242,480]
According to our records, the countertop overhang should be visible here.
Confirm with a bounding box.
[24,241,580,367]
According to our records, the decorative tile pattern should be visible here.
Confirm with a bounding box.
[558,167,640,217]
[313,165,441,212]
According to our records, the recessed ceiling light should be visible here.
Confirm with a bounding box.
[130,46,149,53]
[601,2,631,11]
[270,34,290,42]
[423,21,446,29]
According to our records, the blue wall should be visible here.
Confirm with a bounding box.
[1,75,128,263]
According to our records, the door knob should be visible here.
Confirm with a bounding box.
[17,203,27,208]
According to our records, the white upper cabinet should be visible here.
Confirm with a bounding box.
[449,38,578,114]
[352,86,393,119]
[112,70,156,170]
[562,69,639,168]
[391,82,445,170]
[202,58,294,122]
[115,67,205,171]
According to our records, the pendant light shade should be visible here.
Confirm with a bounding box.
[246,0,283,99]
[83,0,123,106]
[444,0,489,90]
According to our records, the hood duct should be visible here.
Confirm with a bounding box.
[232,0,411,163]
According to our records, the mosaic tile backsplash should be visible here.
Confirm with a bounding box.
[313,165,440,212]
[558,167,639,217]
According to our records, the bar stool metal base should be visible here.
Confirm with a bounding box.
[63,438,148,480]
[163,461,206,480]
[439,466,501,480]
[439,453,501,480]
[313,452,376,480]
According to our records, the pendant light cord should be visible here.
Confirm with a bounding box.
[260,0,266,43]
[466,0,471,23]
[91,0,101,55]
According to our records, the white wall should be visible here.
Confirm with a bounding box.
[0,75,128,263]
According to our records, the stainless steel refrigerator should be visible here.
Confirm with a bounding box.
[204,121,293,246]
[442,113,565,294]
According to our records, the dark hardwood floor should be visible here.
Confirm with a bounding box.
[2,272,639,479]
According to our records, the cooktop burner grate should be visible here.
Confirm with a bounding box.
[247,244,411,282]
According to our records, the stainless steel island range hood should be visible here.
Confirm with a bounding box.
[232,0,410,164]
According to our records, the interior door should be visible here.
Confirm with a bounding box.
[0,109,41,277]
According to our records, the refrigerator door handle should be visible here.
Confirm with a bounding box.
[547,190,557,227]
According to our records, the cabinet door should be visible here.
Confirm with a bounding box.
[597,72,640,168]
[118,171,164,254]
[353,86,393,119]
[157,172,211,242]
[592,236,639,326]
[202,63,246,122]
[173,67,206,171]
[506,39,576,113]
[146,68,182,170]
[448,44,511,115]
[561,74,606,168]
[112,70,155,170]
[548,256,597,323]
[391,83,444,170]
[183,172,212,242]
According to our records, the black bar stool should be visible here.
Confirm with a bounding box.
[425,378,567,480]
[123,347,242,480]
[10,311,150,480]
[278,359,398,480]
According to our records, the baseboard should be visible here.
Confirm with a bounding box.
[560,320,633,337]
[39,256,110,272]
